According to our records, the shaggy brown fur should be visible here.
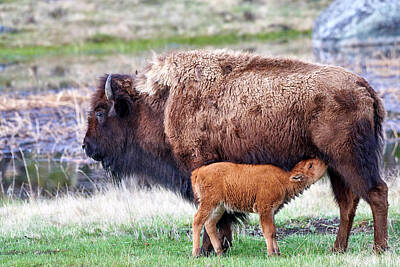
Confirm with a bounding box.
[191,159,327,256]
[83,49,388,253]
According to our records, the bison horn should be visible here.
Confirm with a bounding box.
[105,74,113,100]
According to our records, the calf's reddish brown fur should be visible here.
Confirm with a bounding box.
[191,159,327,256]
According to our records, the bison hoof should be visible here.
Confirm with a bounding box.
[200,244,213,257]
[373,245,390,254]
[221,237,232,252]
[200,239,231,256]
[192,249,201,258]
[331,245,347,253]
[199,247,227,257]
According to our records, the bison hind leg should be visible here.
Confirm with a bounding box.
[314,118,388,252]
[328,168,360,252]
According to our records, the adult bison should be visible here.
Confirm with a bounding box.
[83,50,388,253]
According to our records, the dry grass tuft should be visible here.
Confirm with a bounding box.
[0,88,90,156]
[0,184,196,236]
[0,89,90,111]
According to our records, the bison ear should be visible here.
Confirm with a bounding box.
[114,98,131,118]
[290,174,306,182]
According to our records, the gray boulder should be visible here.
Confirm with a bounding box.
[312,0,400,119]
[313,0,400,48]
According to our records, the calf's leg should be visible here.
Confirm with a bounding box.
[192,203,213,257]
[204,205,225,255]
[260,212,280,256]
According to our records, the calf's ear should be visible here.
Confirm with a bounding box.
[290,174,306,182]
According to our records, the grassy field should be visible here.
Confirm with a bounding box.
[0,0,329,48]
[1,174,400,266]
[1,0,400,266]
[2,225,399,266]
[0,29,311,63]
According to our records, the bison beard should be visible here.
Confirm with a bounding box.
[84,50,388,254]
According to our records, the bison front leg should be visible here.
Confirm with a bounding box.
[200,229,213,256]
[201,212,233,255]
[218,217,233,250]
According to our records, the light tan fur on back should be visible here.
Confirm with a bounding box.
[191,158,327,257]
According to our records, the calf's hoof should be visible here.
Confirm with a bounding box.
[267,249,280,256]
[192,248,201,258]
[215,247,224,256]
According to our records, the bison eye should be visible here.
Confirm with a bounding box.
[95,111,106,123]
[309,163,313,169]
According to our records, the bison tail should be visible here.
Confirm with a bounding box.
[356,78,385,154]
[348,79,386,197]
[351,118,383,195]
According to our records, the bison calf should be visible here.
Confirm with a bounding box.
[191,159,327,256]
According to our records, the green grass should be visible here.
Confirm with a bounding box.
[1,218,399,266]
[1,180,399,266]
[0,30,311,63]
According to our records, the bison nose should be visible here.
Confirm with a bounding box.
[83,136,102,161]
[82,137,90,151]
[82,136,94,155]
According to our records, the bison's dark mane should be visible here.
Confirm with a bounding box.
[92,75,194,200]
[103,133,247,226]
[105,141,193,201]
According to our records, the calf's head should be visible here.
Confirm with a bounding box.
[289,159,327,185]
